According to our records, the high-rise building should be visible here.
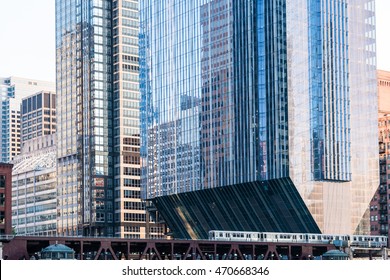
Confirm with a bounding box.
[371,69,390,241]
[20,91,56,143]
[140,0,378,239]
[55,0,164,238]
[0,77,55,162]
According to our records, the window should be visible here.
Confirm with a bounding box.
[123,189,140,198]
[124,201,145,210]
[0,176,5,188]
[123,167,140,176]
[123,154,140,164]
[124,226,140,232]
[124,213,145,222]
[123,179,140,187]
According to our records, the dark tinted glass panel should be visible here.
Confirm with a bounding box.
[37,93,42,109]
[32,95,37,110]
[153,179,320,239]
[51,94,56,109]
[22,99,27,114]
[44,93,50,108]
[27,97,32,113]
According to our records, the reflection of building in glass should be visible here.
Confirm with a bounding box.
[140,0,378,239]
[370,70,390,244]
[11,135,57,236]
[200,1,234,188]
[56,0,164,238]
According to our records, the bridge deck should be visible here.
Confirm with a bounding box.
[2,236,336,260]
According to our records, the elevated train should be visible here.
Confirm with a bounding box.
[208,230,388,248]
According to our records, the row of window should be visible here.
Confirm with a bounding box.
[123,167,141,176]
[124,201,145,210]
[123,189,140,199]
[123,154,140,164]
[124,213,145,222]
[371,215,388,222]
[124,226,140,232]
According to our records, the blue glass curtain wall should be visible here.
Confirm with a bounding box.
[308,0,351,182]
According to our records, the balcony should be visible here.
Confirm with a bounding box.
[379,197,388,204]
[380,178,387,185]
[379,188,388,195]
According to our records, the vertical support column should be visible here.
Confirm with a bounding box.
[301,245,313,260]
[0,242,3,259]
[80,240,84,260]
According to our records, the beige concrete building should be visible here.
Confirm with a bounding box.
[378,70,390,115]
[21,91,56,143]
[1,77,55,162]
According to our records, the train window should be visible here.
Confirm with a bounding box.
[219,233,223,237]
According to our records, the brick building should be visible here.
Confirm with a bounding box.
[0,163,13,235]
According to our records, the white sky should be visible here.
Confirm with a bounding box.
[0,0,389,82]
[0,0,55,81]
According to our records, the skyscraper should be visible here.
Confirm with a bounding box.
[55,0,164,238]
[20,91,56,143]
[0,77,55,162]
[140,0,378,239]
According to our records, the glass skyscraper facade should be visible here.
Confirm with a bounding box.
[140,0,378,238]
[56,0,164,238]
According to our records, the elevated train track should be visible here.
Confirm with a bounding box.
[1,233,387,260]
[2,235,336,260]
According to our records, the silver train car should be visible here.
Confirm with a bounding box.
[208,230,388,248]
